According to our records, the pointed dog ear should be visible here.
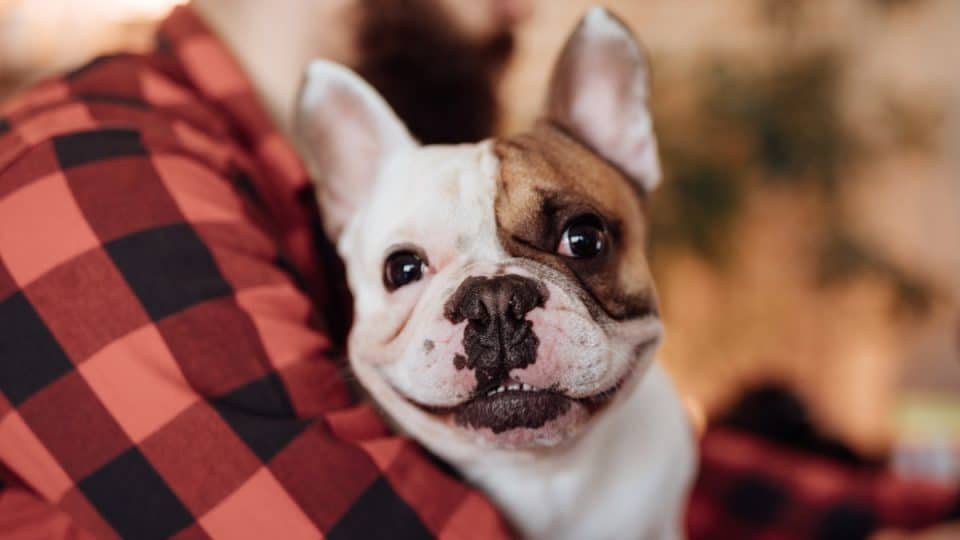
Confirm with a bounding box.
[545,7,661,191]
[295,60,417,240]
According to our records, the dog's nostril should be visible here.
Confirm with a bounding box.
[508,296,526,320]
[509,285,544,320]
[459,295,489,324]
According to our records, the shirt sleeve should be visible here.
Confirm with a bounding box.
[0,125,509,539]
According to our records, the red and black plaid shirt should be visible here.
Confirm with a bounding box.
[0,6,509,539]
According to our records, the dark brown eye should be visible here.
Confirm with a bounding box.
[558,215,606,259]
[384,250,426,290]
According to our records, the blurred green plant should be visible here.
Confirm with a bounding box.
[649,0,936,317]
[700,53,855,192]
[651,140,742,263]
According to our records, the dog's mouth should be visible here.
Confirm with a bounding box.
[405,369,631,435]
[387,333,659,446]
[454,380,624,433]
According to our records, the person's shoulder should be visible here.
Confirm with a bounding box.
[0,52,277,310]
[0,53,263,290]
[0,52,237,181]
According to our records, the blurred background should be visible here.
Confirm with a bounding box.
[2,0,958,523]
[510,0,960,483]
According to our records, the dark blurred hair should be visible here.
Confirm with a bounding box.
[355,0,514,144]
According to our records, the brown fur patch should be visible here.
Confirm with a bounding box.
[493,121,657,321]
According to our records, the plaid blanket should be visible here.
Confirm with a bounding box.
[688,428,959,540]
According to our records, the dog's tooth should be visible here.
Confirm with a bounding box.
[521,383,531,391]
[507,384,520,391]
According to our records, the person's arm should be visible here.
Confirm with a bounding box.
[0,122,508,539]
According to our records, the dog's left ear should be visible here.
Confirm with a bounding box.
[545,7,661,191]
[295,60,417,240]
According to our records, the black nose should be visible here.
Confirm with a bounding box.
[445,274,547,325]
[444,275,548,393]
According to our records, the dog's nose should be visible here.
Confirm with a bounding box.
[444,275,548,392]
[446,274,546,325]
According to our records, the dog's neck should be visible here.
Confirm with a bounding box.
[455,362,695,540]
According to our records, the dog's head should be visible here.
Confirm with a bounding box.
[296,8,663,456]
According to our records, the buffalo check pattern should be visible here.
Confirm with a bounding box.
[0,6,509,539]
[686,429,960,540]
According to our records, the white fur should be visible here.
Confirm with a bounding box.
[341,142,510,407]
[464,363,695,540]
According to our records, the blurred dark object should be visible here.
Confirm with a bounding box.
[715,383,885,467]
[355,0,515,144]
[687,428,959,540]
[817,231,935,317]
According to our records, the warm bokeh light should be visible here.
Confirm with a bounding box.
[0,0,185,96]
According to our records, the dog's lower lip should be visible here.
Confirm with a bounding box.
[455,390,572,433]
[410,382,621,433]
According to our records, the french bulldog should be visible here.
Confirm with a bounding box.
[295,7,696,539]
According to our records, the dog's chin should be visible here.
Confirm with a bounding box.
[398,371,635,450]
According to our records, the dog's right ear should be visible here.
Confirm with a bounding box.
[295,60,417,240]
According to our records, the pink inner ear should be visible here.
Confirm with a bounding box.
[295,60,417,239]
[544,8,661,191]
[569,58,625,151]
[326,90,386,198]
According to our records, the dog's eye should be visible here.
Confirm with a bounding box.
[384,250,426,290]
[558,215,606,259]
